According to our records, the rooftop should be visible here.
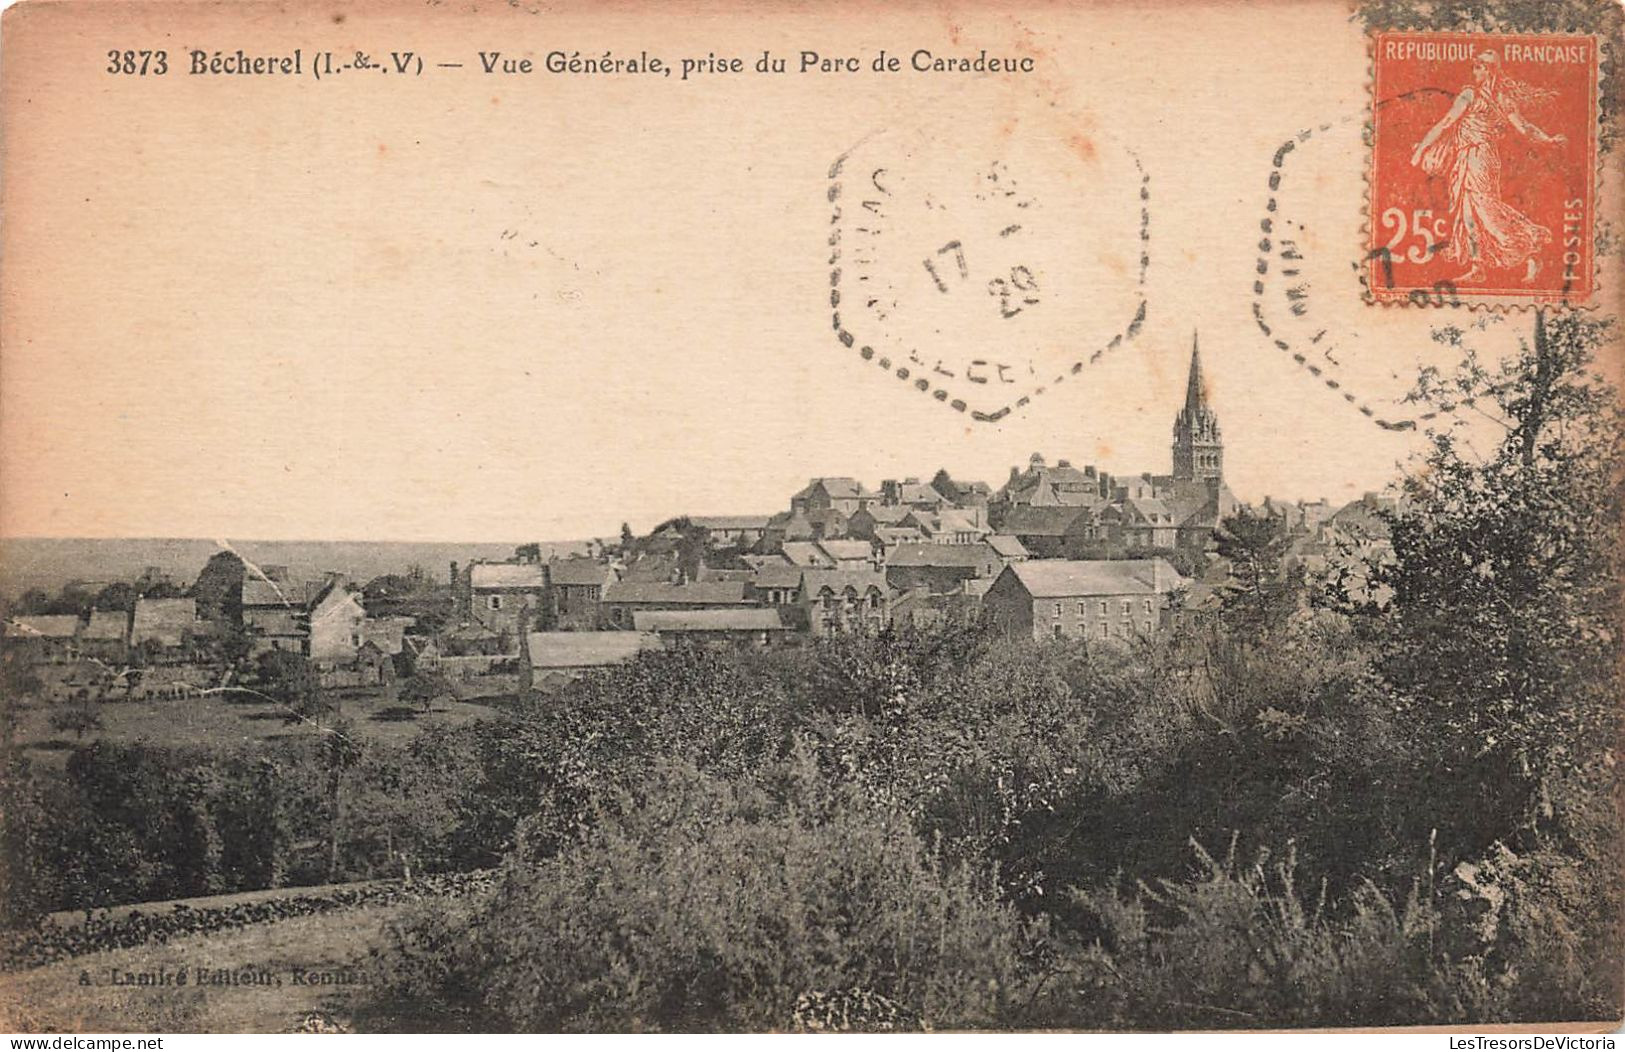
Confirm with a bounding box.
[885,542,994,568]
[469,562,549,589]
[549,558,616,587]
[527,630,660,668]
[633,609,787,633]
[602,581,752,605]
[1002,558,1185,598]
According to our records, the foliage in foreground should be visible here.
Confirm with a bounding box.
[373,755,1043,1032]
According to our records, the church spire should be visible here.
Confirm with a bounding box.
[1184,332,1206,414]
[1172,331,1222,484]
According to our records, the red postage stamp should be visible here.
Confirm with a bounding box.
[1368,32,1599,307]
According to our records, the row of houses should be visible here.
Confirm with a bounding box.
[1,598,202,665]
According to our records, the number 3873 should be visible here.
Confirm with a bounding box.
[106,50,168,75]
[1379,207,1448,263]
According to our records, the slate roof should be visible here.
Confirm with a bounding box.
[999,505,1094,537]
[801,569,889,594]
[4,615,81,639]
[633,609,787,632]
[885,543,995,569]
[781,542,834,567]
[913,509,986,536]
[469,562,549,589]
[892,481,949,505]
[549,558,616,587]
[817,540,875,562]
[83,610,130,641]
[856,505,912,524]
[986,535,1029,558]
[750,563,805,589]
[1122,498,1174,525]
[1001,559,1184,598]
[794,477,878,501]
[131,598,201,645]
[601,581,752,605]
[875,526,927,545]
[526,631,660,669]
[242,578,301,607]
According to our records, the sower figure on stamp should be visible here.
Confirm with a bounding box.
[1409,50,1566,286]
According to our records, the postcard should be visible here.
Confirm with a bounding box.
[1,0,1621,1035]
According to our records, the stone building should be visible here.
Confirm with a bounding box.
[983,558,1185,643]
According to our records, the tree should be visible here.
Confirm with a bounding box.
[514,543,542,563]
[1364,311,1622,841]
[49,707,103,742]
[191,550,246,624]
[1213,509,1301,634]
[620,522,636,551]
[92,582,139,612]
[401,672,455,712]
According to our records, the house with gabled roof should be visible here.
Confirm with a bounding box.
[884,542,1001,595]
[878,477,950,510]
[790,477,880,517]
[633,608,790,648]
[983,558,1185,643]
[548,557,619,630]
[308,578,367,664]
[600,580,757,629]
[526,630,660,683]
[454,559,548,638]
[996,505,1100,559]
[847,503,913,541]
[747,562,805,607]
[1,614,82,663]
[81,609,131,661]
[241,575,307,656]
[906,508,990,546]
[798,569,890,637]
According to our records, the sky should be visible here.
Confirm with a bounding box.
[2,0,1614,543]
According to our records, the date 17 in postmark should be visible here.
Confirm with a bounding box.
[1368,32,1599,307]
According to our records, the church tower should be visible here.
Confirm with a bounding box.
[1172,334,1223,483]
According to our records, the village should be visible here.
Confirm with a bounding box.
[0,344,1395,710]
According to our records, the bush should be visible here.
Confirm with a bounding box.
[373,756,1046,1032]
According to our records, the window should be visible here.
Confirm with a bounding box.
[1121,600,1131,615]
[1077,602,1086,616]
[1144,598,1153,614]
[1143,620,1152,634]
[1098,600,1107,615]
[1099,623,1109,639]
[1053,602,1062,617]
[488,595,503,610]
[1053,624,1064,639]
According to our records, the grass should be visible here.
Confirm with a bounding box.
[6,690,497,767]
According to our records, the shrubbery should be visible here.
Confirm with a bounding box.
[373,755,1043,1032]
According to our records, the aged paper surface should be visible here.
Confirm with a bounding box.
[1,0,1621,1035]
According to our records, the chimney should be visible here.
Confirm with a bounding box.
[1057,459,1071,469]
